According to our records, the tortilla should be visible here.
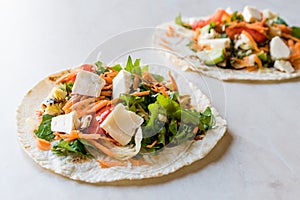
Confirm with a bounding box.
[153,20,300,81]
[17,68,227,183]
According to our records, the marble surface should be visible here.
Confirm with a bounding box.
[1,0,300,199]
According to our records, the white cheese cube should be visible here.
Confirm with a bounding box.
[198,38,231,49]
[199,24,218,39]
[51,111,80,133]
[234,33,252,50]
[100,104,143,146]
[242,6,262,22]
[112,70,132,99]
[270,36,290,60]
[274,60,295,73]
[262,9,277,19]
[72,70,105,97]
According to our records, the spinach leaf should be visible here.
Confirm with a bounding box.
[52,139,89,156]
[292,26,300,39]
[34,114,55,141]
[272,16,288,26]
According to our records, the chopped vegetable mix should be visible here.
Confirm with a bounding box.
[175,6,300,72]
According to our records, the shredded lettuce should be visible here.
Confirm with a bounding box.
[34,114,55,141]
[119,92,216,153]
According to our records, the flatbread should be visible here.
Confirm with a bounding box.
[17,69,227,183]
[153,20,300,81]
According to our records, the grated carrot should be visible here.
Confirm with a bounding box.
[247,66,258,72]
[102,84,112,90]
[132,90,150,96]
[100,71,118,84]
[77,100,111,117]
[63,95,81,113]
[36,138,52,151]
[281,33,300,42]
[70,97,97,110]
[100,91,112,97]
[55,130,80,142]
[96,160,127,168]
[168,71,178,91]
[253,54,263,68]
[87,140,115,157]
[242,30,259,52]
[56,71,77,84]
[142,72,158,82]
[146,140,157,148]
[133,75,140,91]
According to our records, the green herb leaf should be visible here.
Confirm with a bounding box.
[175,13,192,29]
[59,82,73,94]
[292,26,300,39]
[95,61,109,75]
[272,16,288,26]
[230,11,243,22]
[34,114,55,141]
[52,139,89,156]
[125,56,134,72]
[110,64,122,72]
[199,107,216,131]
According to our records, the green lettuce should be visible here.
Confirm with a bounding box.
[52,139,89,156]
[34,114,55,141]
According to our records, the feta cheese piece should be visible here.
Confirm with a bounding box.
[100,104,143,146]
[198,38,231,49]
[199,24,218,39]
[270,36,290,60]
[262,9,277,19]
[51,111,80,133]
[112,70,132,99]
[242,6,262,22]
[274,60,295,73]
[234,33,252,50]
[72,70,105,97]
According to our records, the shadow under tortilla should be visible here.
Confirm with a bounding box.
[81,130,233,187]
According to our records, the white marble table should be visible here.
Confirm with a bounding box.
[1,0,300,199]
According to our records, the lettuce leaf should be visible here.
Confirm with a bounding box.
[52,139,89,156]
[34,114,55,141]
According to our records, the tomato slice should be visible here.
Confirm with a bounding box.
[225,26,268,43]
[80,64,95,72]
[192,9,226,30]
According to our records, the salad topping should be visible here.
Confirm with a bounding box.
[32,57,216,167]
[175,6,300,73]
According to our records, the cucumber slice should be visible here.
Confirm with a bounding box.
[197,48,225,65]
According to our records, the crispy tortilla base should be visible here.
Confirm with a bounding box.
[17,69,227,183]
[153,20,300,81]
